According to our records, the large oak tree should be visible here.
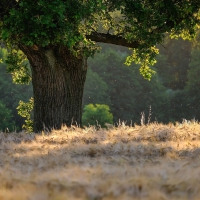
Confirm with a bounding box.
[0,0,199,132]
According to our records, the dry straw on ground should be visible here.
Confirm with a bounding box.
[0,122,200,199]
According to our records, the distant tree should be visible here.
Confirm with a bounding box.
[0,100,15,131]
[164,89,190,122]
[82,104,113,127]
[155,37,192,90]
[0,0,199,132]
[83,68,110,106]
[88,47,169,124]
[185,48,200,120]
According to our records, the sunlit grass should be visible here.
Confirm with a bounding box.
[1,122,200,199]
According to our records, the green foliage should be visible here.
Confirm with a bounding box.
[125,47,158,80]
[85,45,168,124]
[1,0,103,55]
[153,31,200,122]
[120,0,199,75]
[83,68,110,105]
[17,98,34,132]
[155,36,192,90]
[0,47,33,130]
[6,49,31,84]
[82,104,113,127]
[0,101,15,131]
[166,89,191,122]
[1,0,199,74]
[187,51,200,92]
[183,39,200,120]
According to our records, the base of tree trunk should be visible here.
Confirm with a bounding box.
[20,45,87,132]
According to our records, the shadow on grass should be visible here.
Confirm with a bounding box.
[0,124,200,199]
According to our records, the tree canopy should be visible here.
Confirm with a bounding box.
[1,0,199,78]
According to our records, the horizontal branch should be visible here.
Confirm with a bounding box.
[86,32,140,48]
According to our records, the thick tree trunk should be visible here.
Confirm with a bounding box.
[19,45,87,132]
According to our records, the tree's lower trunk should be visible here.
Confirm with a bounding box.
[19,45,87,132]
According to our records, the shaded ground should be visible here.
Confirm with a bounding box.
[0,122,200,199]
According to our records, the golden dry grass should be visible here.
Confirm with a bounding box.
[1,122,200,199]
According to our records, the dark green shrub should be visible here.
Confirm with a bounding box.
[0,101,15,131]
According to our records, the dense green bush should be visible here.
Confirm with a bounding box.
[82,104,113,127]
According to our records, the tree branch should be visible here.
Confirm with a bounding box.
[86,32,140,48]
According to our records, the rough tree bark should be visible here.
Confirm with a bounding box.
[19,45,87,132]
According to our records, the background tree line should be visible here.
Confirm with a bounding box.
[0,31,200,130]
[84,30,200,125]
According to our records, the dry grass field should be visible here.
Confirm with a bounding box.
[1,122,200,200]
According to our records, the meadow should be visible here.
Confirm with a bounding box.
[0,122,200,200]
